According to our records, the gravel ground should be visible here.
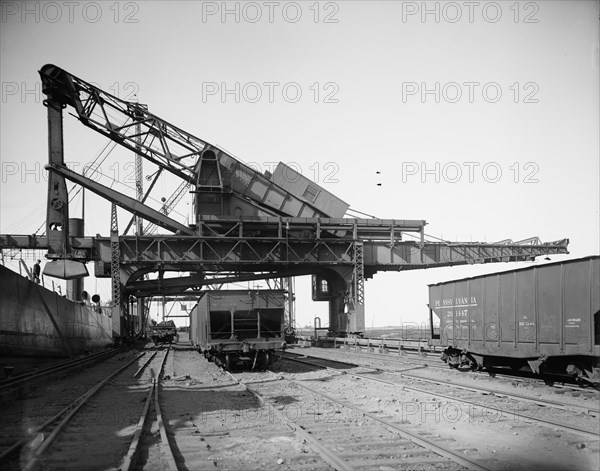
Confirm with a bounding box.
[304,347,600,414]
[150,345,323,470]
[3,342,597,471]
[284,346,600,471]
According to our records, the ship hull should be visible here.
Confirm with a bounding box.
[0,265,113,357]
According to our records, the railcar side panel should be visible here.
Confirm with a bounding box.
[429,256,600,369]
[538,265,560,344]
[498,273,515,345]
[516,271,535,344]
[563,261,591,347]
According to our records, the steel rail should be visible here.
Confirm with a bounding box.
[236,363,490,471]
[228,370,491,471]
[313,346,597,395]
[341,346,448,366]
[7,351,147,470]
[286,351,599,415]
[291,379,491,471]
[119,379,155,471]
[281,354,600,440]
[0,350,145,464]
[154,348,179,471]
[395,371,600,416]
[121,347,175,471]
[226,371,352,471]
[133,348,160,377]
[0,347,125,392]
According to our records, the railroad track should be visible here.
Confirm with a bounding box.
[311,345,600,394]
[119,346,178,471]
[279,352,600,442]
[285,351,600,414]
[336,344,456,367]
[228,369,494,470]
[0,346,178,471]
[0,347,125,402]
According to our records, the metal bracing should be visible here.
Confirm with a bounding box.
[110,204,121,307]
[111,236,355,267]
[267,277,296,330]
[1,232,570,275]
[284,276,296,330]
[93,235,569,271]
[144,181,190,235]
[125,268,314,297]
[46,163,193,235]
[194,217,425,241]
[40,65,200,183]
[134,107,147,236]
[353,241,365,306]
[37,64,331,219]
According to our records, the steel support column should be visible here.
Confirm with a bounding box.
[45,99,70,256]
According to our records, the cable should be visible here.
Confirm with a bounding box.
[347,207,378,219]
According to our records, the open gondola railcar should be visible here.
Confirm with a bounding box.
[190,290,287,370]
[428,256,600,384]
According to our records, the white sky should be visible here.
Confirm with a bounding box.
[1,1,598,328]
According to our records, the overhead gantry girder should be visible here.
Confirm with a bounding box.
[0,229,570,272]
[124,268,317,298]
[90,234,569,272]
[0,230,570,334]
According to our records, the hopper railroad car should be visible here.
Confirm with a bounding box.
[190,290,287,370]
[428,256,600,384]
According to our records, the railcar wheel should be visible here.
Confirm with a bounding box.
[576,377,587,388]
[258,352,270,371]
[224,353,233,371]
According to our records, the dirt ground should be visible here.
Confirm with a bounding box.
[3,340,597,470]
[155,345,324,470]
[291,346,600,471]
